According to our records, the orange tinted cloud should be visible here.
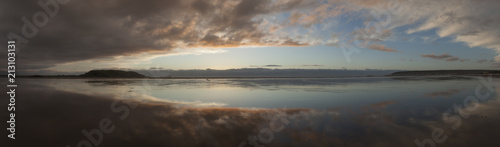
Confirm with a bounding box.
[368,43,398,52]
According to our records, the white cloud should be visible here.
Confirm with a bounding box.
[322,0,500,61]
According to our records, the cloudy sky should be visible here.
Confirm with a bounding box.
[2,0,499,74]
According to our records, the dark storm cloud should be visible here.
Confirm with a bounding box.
[0,0,313,71]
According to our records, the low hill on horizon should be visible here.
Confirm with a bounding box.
[134,68,400,78]
[390,70,500,76]
[80,70,146,78]
[13,69,500,78]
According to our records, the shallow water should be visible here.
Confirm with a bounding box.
[2,76,500,146]
[33,77,488,109]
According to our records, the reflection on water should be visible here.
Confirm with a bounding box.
[24,77,485,109]
[1,76,499,146]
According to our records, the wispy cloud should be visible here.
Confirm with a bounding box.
[445,57,460,61]
[477,59,488,63]
[264,65,282,67]
[476,59,494,63]
[327,0,500,62]
[249,65,283,68]
[301,65,324,67]
[421,53,469,62]
[368,43,398,52]
[394,0,500,61]
[421,53,453,60]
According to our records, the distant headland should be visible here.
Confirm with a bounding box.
[389,70,500,76]
[12,69,500,78]
[80,70,146,78]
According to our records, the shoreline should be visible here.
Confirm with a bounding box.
[3,74,499,79]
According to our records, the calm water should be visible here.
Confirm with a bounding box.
[2,76,500,146]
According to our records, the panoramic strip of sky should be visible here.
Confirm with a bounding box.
[2,0,499,74]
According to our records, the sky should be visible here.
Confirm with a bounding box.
[1,0,500,74]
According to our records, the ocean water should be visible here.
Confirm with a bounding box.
[3,76,500,146]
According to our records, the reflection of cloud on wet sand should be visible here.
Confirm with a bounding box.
[2,79,500,146]
[407,86,500,147]
[81,78,394,93]
[424,89,463,98]
[1,85,412,146]
[0,84,321,146]
[364,100,399,109]
[1,86,266,146]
